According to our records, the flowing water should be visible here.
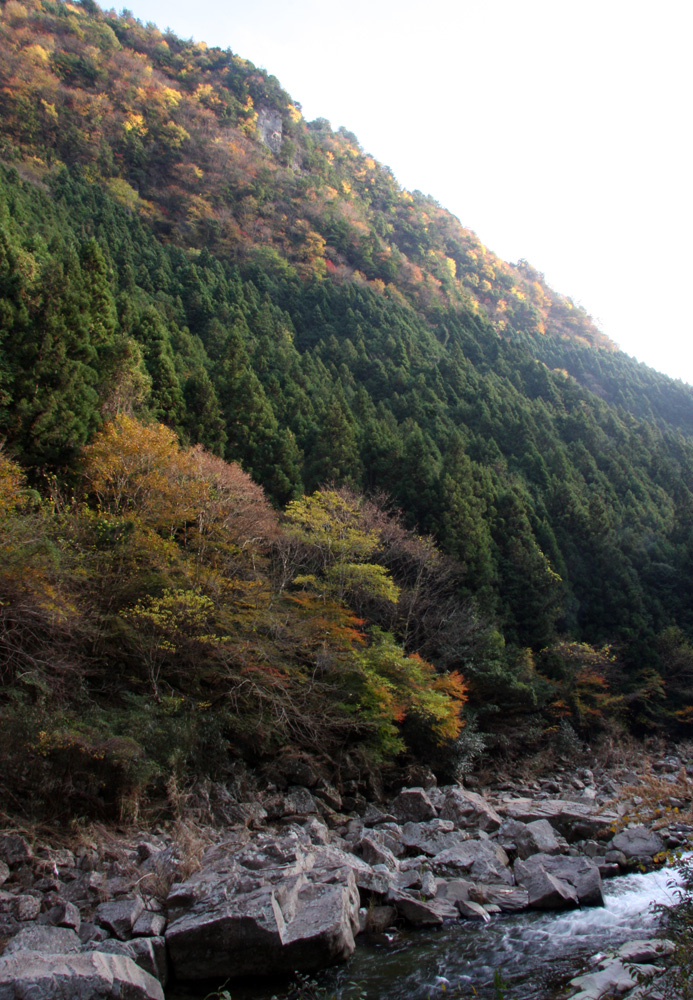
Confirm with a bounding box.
[173,864,684,1000]
[319,865,684,1000]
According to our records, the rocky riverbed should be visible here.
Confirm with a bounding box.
[0,750,691,999]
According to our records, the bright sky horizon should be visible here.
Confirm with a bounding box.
[110,0,693,386]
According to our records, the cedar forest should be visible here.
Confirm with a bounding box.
[1,0,692,820]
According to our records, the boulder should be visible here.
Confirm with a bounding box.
[617,938,675,963]
[363,905,397,933]
[0,952,164,1000]
[3,924,82,955]
[165,834,363,981]
[514,854,603,907]
[430,840,512,884]
[498,798,617,842]
[522,869,578,910]
[390,788,437,823]
[47,901,81,931]
[456,898,490,921]
[166,873,359,980]
[385,889,455,925]
[358,835,398,871]
[400,820,468,857]
[0,862,9,888]
[94,899,145,941]
[569,958,657,999]
[302,818,330,846]
[0,892,40,922]
[263,787,318,820]
[434,878,474,905]
[313,782,343,813]
[132,912,166,938]
[439,787,502,833]
[610,826,665,859]
[95,938,168,986]
[0,835,32,868]
[361,823,404,858]
[354,867,393,896]
[470,885,529,912]
[514,819,562,859]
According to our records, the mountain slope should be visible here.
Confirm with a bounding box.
[1,0,692,794]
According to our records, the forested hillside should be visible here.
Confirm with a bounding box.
[1,0,692,819]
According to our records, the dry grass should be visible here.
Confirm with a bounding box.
[612,766,693,831]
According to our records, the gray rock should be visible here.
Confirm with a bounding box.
[36,848,76,873]
[434,878,474,905]
[400,821,468,857]
[610,826,665,859]
[363,905,397,933]
[514,819,562,859]
[498,797,617,842]
[354,868,392,896]
[0,892,41,922]
[78,922,110,945]
[61,871,109,906]
[94,899,145,941]
[47,901,81,930]
[94,937,167,986]
[362,824,404,858]
[132,912,166,938]
[359,835,398,871]
[3,924,82,954]
[256,106,283,155]
[303,818,330,845]
[264,787,318,820]
[604,848,627,867]
[596,861,621,878]
[439,787,502,833]
[313,782,343,813]
[617,938,675,963]
[470,885,529,912]
[0,862,10,887]
[0,835,32,868]
[569,958,658,999]
[385,889,454,925]
[166,872,359,980]
[0,952,164,1000]
[390,788,437,823]
[523,869,578,909]
[164,834,364,981]
[514,853,603,907]
[456,898,491,921]
[431,841,512,884]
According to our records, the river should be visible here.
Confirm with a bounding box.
[169,863,684,1000]
[321,865,684,999]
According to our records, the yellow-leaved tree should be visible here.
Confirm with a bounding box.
[284,489,399,606]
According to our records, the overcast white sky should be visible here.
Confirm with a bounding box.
[117,0,693,385]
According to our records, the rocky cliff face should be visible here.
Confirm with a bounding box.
[257,107,283,154]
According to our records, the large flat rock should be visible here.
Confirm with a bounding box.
[0,952,164,1000]
[497,798,617,842]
